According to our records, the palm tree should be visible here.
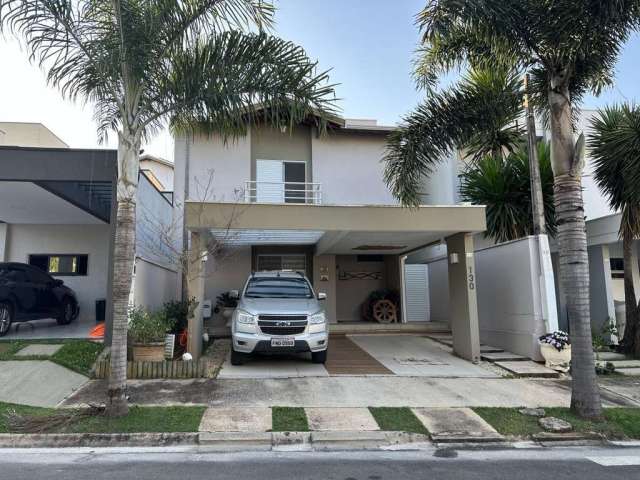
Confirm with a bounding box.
[589,105,640,357]
[384,1,640,419]
[0,0,336,417]
[460,142,556,243]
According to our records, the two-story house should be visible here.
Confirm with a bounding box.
[173,113,487,361]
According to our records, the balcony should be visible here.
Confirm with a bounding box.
[244,181,322,205]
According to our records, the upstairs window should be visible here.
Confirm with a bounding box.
[29,254,88,276]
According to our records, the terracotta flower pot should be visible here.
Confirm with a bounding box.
[132,342,165,362]
[539,343,571,372]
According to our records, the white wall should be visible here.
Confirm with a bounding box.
[137,172,176,270]
[132,258,178,312]
[475,236,557,360]
[312,132,398,205]
[426,257,450,324]
[203,246,252,328]
[5,224,110,324]
[423,236,557,360]
[140,160,174,192]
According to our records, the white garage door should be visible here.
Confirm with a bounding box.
[404,264,430,322]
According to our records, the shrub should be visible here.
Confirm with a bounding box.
[162,298,197,334]
[128,307,174,344]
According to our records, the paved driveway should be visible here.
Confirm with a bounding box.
[217,334,498,379]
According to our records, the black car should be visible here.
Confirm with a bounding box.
[0,262,79,336]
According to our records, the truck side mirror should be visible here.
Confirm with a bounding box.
[317,292,327,300]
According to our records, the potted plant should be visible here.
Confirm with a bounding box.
[215,291,238,322]
[129,306,174,362]
[539,331,571,372]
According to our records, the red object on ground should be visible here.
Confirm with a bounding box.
[178,329,188,347]
[89,322,105,339]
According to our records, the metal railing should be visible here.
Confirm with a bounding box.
[244,181,322,205]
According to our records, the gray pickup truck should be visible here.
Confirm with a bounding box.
[230,271,328,365]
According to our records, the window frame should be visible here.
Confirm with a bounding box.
[28,254,89,277]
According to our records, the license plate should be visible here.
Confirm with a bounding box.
[271,337,295,347]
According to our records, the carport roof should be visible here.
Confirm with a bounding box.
[185,202,486,255]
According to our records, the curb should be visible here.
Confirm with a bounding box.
[198,431,432,451]
[0,432,198,448]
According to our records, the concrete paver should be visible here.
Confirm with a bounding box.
[494,361,559,378]
[349,335,498,378]
[0,360,87,407]
[306,407,379,431]
[14,344,63,357]
[412,407,503,441]
[199,407,272,432]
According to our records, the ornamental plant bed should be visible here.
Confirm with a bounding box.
[128,306,173,362]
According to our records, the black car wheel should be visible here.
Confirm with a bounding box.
[57,298,75,325]
[311,349,327,364]
[0,302,13,337]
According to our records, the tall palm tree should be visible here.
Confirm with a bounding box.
[0,0,336,416]
[384,1,640,419]
[460,142,556,243]
[589,105,640,357]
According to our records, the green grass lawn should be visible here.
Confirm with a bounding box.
[473,407,640,439]
[271,406,309,432]
[0,402,205,434]
[0,339,103,376]
[368,407,429,435]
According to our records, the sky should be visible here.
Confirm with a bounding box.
[1,0,639,162]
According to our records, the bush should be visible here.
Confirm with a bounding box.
[128,307,174,344]
[163,298,197,334]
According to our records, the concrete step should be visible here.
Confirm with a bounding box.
[493,360,560,378]
[607,360,640,369]
[617,368,640,376]
[481,351,529,362]
[480,345,505,354]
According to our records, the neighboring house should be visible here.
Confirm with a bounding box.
[173,113,491,361]
[0,122,69,148]
[140,153,175,202]
[0,123,177,340]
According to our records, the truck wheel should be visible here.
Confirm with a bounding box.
[311,350,327,364]
[230,348,246,366]
[0,302,13,337]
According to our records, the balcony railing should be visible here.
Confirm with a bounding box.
[244,181,322,205]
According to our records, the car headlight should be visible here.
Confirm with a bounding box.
[235,310,256,324]
[309,312,326,324]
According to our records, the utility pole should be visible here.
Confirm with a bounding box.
[524,74,547,235]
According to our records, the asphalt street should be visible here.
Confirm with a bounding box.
[0,446,639,480]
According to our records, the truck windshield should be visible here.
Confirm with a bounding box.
[244,277,313,299]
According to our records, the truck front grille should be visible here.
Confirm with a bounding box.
[258,315,307,336]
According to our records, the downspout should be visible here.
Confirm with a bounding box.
[400,255,408,324]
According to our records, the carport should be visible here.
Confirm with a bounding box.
[0,146,117,340]
[183,201,487,363]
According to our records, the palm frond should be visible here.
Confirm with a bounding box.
[158,31,337,139]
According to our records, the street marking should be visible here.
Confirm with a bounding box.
[587,456,640,466]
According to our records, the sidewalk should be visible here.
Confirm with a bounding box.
[63,376,617,409]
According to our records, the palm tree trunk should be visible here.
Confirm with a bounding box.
[106,129,140,417]
[549,76,602,419]
[621,225,639,356]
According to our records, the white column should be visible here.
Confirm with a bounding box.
[0,223,8,262]
[588,244,616,334]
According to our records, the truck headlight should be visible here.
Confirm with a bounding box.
[235,311,256,325]
[309,312,326,324]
